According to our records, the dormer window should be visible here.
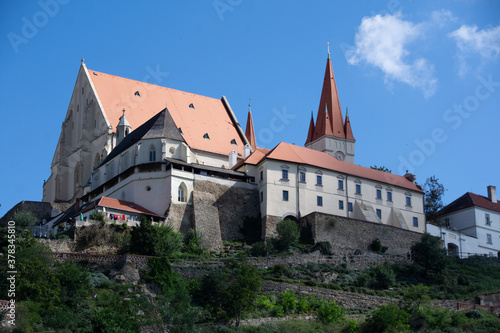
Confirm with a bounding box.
[135,91,141,97]
[230,139,237,145]
[189,103,195,109]
[203,133,210,140]
[179,127,183,135]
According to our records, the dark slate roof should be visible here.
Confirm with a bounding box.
[439,192,500,215]
[99,108,184,166]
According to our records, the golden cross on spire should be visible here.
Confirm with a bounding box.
[327,42,331,57]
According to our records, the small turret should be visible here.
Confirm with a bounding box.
[116,108,131,145]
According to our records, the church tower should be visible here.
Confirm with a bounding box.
[305,49,355,163]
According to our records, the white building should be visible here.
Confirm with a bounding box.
[427,186,500,257]
[42,54,426,245]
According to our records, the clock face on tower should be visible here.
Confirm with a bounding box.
[334,151,345,161]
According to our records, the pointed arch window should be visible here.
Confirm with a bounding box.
[178,183,187,202]
[149,145,157,162]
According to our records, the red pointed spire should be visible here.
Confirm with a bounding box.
[245,104,257,150]
[305,111,315,145]
[344,107,355,141]
[312,57,345,141]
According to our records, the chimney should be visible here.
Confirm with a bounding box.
[244,144,251,159]
[228,150,237,169]
[487,185,497,203]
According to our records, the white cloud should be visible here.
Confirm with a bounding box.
[430,9,457,27]
[449,23,500,76]
[347,13,437,98]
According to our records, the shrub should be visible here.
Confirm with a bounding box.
[184,228,203,255]
[275,219,300,250]
[411,233,448,275]
[280,290,297,313]
[345,319,360,333]
[313,241,333,255]
[366,304,410,333]
[88,272,112,288]
[370,238,388,253]
[316,300,344,324]
[272,304,284,317]
[373,264,396,289]
[89,211,107,222]
[251,240,269,257]
[297,295,310,314]
[12,210,38,235]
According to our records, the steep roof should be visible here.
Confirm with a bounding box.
[439,192,500,215]
[344,110,355,141]
[239,142,422,192]
[97,197,161,217]
[311,57,345,141]
[99,108,183,166]
[305,111,315,145]
[88,68,246,156]
[245,109,257,150]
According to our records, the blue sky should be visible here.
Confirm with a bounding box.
[1,0,499,215]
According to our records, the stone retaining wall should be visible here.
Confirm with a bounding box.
[302,212,422,255]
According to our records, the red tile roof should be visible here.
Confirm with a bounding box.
[439,192,500,215]
[311,57,346,141]
[245,110,257,150]
[87,69,246,157]
[97,197,162,217]
[239,142,422,192]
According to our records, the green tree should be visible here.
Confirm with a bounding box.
[411,233,448,276]
[154,223,183,257]
[222,259,262,326]
[403,284,431,309]
[423,176,446,222]
[276,219,300,250]
[366,304,410,333]
[316,299,345,324]
[130,218,183,257]
[370,165,392,173]
[12,210,38,236]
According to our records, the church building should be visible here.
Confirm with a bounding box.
[43,53,425,247]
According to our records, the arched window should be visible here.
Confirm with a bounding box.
[149,145,156,162]
[178,183,187,202]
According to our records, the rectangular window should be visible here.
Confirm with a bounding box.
[348,202,353,212]
[376,189,382,199]
[282,190,289,201]
[317,196,323,206]
[406,196,412,206]
[260,170,263,181]
[338,179,344,190]
[339,200,344,210]
[282,169,288,180]
[299,171,306,182]
[355,184,361,194]
[387,191,393,201]
[316,175,322,186]
[376,209,382,219]
[487,233,492,244]
[260,192,263,203]
[486,213,491,225]
[413,217,418,227]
